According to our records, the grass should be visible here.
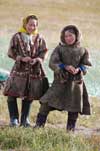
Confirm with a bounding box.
[0,127,100,151]
[0,95,100,150]
[0,0,100,49]
[0,95,100,128]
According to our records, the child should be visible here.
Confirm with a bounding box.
[34,25,92,131]
[3,14,48,127]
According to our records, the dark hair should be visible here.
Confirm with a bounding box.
[60,25,80,44]
[26,15,38,24]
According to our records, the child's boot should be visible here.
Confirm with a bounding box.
[20,99,32,127]
[33,113,47,128]
[7,96,19,127]
[67,119,77,131]
[66,112,78,132]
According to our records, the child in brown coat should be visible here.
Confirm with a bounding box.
[4,14,48,127]
[34,25,92,131]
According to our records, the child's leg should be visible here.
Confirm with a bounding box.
[34,103,55,128]
[7,96,19,126]
[66,112,78,131]
[20,99,32,127]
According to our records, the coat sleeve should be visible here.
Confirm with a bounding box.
[79,48,92,75]
[8,35,18,60]
[8,33,23,62]
[37,37,48,61]
[80,48,92,66]
[49,46,63,73]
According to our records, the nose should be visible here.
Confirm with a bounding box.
[32,24,37,29]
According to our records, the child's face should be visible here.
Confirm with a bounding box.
[64,31,76,45]
[25,19,37,34]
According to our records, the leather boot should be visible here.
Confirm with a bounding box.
[20,99,32,127]
[7,96,19,127]
[66,112,78,131]
[67,119,77,131]
[33,113,47,128]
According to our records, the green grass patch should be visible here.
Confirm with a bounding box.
[0,127,100,151]
[0,95,100,150]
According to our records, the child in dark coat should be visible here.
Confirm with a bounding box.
[34,25,92,131]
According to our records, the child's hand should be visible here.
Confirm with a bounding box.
[30,58,37,65]
[65,65,76,75]
[21,57,32,63]
[30,57,42,65]
[74,68,80,75]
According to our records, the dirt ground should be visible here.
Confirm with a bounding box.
[0,120,100,137]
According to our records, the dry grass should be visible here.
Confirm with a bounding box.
[0,94,100,131]
[0,95,100,150]
[0,0,100,49]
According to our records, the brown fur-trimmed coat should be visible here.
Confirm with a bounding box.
[40,43,91,115]
[4,32,48,100]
